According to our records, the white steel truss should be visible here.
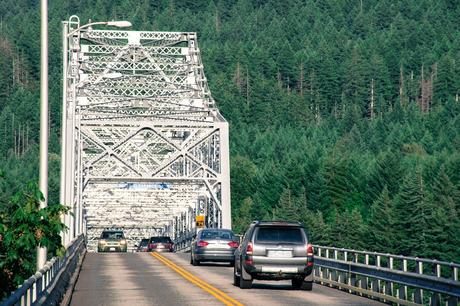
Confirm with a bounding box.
[61,16,230,250]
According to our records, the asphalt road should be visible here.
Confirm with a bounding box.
[69,252,385,306]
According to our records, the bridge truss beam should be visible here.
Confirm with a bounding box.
[60,16,230,249]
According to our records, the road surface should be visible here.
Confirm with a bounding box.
[69,252,384,306]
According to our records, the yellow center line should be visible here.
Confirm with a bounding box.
[150,252,244,306]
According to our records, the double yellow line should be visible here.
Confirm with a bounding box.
[150,252,244,306]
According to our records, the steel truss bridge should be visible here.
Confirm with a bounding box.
[1,16,459,306]
[60,16,230,250]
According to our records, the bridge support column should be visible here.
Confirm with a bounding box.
[218,122,231,229]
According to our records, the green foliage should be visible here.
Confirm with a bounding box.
[0,176,69,300]
[0,0,458,265]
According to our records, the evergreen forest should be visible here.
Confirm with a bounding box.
[0,0,459,264]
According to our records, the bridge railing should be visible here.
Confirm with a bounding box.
[1,234,86,306]
[173,230,196,253]
[313,245,460,306]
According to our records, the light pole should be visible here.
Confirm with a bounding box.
[37,0,48,271]
[60,16,131,247]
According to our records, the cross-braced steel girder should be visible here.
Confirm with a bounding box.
[60,16,230,250]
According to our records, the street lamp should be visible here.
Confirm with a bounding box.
[58,16,131,253]
[67,19,132,36]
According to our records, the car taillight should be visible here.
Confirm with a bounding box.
[307,244,314,267]
[246,242,253,255]
[228,241,239,248]
[245,242,253,265]
[150,243,157,249]
[307,244,314,256]
[197,240,209,247]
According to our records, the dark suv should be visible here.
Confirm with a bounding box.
[233,221,314,290]
[148,236,174,252]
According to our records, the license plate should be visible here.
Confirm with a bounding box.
[262,267,297,273]
[268,250,292,258]
[110,247,115,251]
[158,245,164,248]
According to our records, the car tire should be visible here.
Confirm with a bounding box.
[229,260,235,267]
[239,263,252,289]
[190,254,193,265]
[301,281,313,291]
[192,256,200,266]
[292,278,303,289]
[233,264,240,286]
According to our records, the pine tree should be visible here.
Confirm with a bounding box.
[431,166,460,261]
[233,197,254,234]
[367,187,395,253]
[394,168,437,257]
[273,187,297,221]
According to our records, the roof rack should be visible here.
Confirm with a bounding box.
[252,220,303,226]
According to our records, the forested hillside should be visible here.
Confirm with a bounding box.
[0,0,459,262]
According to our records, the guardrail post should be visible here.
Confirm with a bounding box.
[414,259,423,304]
[363,254,369,292]
[317,247,324,282]
[332,250,338,286]
[32,282,37,303]
[350,252,358,290]
[447,266,459,306]
[384,256,394,300]
[325,249,332,287]
[429,263,441,306]
[372,254,380,296]
[397,259,407,302]
[35,276,42,301]
[26,288,30,306]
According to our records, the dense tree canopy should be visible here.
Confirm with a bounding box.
[0,0,459,263]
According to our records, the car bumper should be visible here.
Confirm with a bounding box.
[194,249,235,262]
[98,246,127,252]
[150,248,173,252]
[244,265,313,280]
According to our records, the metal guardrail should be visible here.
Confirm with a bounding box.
[1,234,86,306]
[174,231,196,253]
[313,245,460,306]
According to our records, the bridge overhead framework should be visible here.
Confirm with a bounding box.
[60,16,230,249]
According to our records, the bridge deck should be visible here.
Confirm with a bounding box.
[70,253,384,306]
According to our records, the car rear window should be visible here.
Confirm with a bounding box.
[150,236,172,243]
[255,227,304,244]
[101,231,124,239]
[200,230,234,240]
[140,239,149,246]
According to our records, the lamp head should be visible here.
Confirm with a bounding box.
[106,21,132,28]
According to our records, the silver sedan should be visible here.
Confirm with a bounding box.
[190,229,239,266]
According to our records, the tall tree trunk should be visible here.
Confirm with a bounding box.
[246,68,250,107]
[370,78,375,119]
[399,64,404,106]
[214,7,220,33]
[299,62,304,97]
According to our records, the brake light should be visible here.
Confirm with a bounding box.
[228,241,239,248]
[307,244,314,256]
[307,244,314,267]
[245,242,254,265]
[246,242,253,255]
[197,240,209,247]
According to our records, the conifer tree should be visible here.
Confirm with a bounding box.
[394,168,437,257]
[431,166,460,261]
[367,187,395,252]
[233,197,254,234]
